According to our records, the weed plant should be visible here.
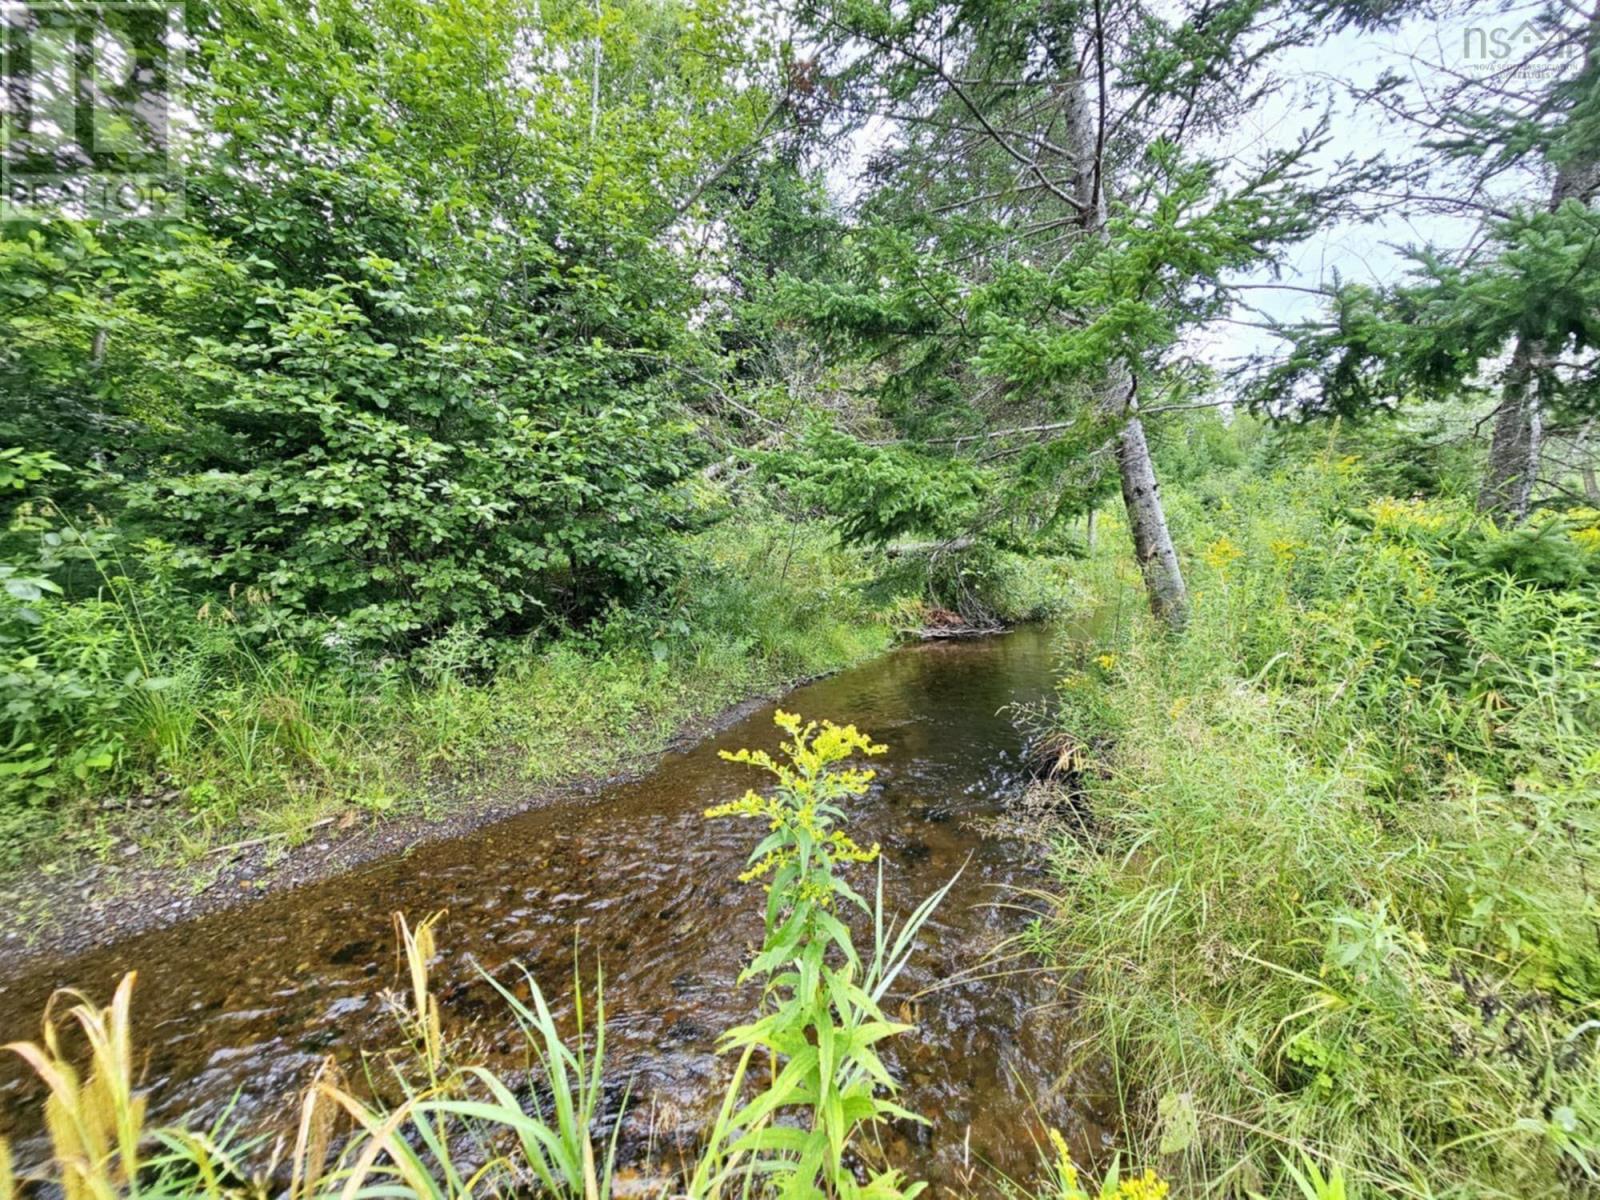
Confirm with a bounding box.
[1039,448,1600,1198]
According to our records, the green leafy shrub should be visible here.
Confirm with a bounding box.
[3,0,777,649]
[130,271,696,644]
[0,526,181,817]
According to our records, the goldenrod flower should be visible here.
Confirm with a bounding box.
[1116,1169,1171,1200]
[710,711,885,903]
[1368,496,1449,533]
[1047,1128,1080,1196]
[1201,535,1243,573]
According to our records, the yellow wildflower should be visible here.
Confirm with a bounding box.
[1201,535,1244,571]
[1368,496,1449,533]
[710,711,885,900]
[704,788,770,821]
[738,851,782,883]
[1095,653,1117,670]
[1046,1129,1080,1197]
[1116,1169,1171,1200]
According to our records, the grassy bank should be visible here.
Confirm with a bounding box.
[1,512,1074,879]
[0,520,886,871]
[1039,450,1600,1197]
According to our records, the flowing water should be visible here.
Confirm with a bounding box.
[0,626,1114,1193]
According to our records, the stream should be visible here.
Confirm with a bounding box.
[0,625,1114,1193]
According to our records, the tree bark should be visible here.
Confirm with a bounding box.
[1116,413,1188,625]
[1478,5,1599,521]
[1064,31,1189,627]
[1477,338,1545,522]
[883,535,976,558]
[1577,418,1599,503]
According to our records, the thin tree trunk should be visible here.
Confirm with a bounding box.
[1116,413,1188,624]
[1478,338,1545,522]
[1577,418,1599,503]
[1064,29,1189,627]
[1084,507,1097,551]
[1478,5,1599,521]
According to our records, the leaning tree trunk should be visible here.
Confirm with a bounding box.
[1116,409,1189,624]
[1479,6,1600,521]
[1098,358,1189,626]
[1478,339,1545,521]
[1063,44,1189,627]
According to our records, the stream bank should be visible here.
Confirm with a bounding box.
[0,670,844,971]
[1,624,1112,1194]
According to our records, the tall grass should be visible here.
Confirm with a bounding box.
[1038,452,1600,1197]
[0,518,923,869]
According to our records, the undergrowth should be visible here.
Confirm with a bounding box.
[0,518,910,873]
[1,490,1083,883]
[1039,447,1600,1198]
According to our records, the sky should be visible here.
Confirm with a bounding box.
[1197,12,1480,373]
[820,1,1575,386]
[1169,1,1578,377]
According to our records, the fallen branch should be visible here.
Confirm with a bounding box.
[884,535,976,557]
